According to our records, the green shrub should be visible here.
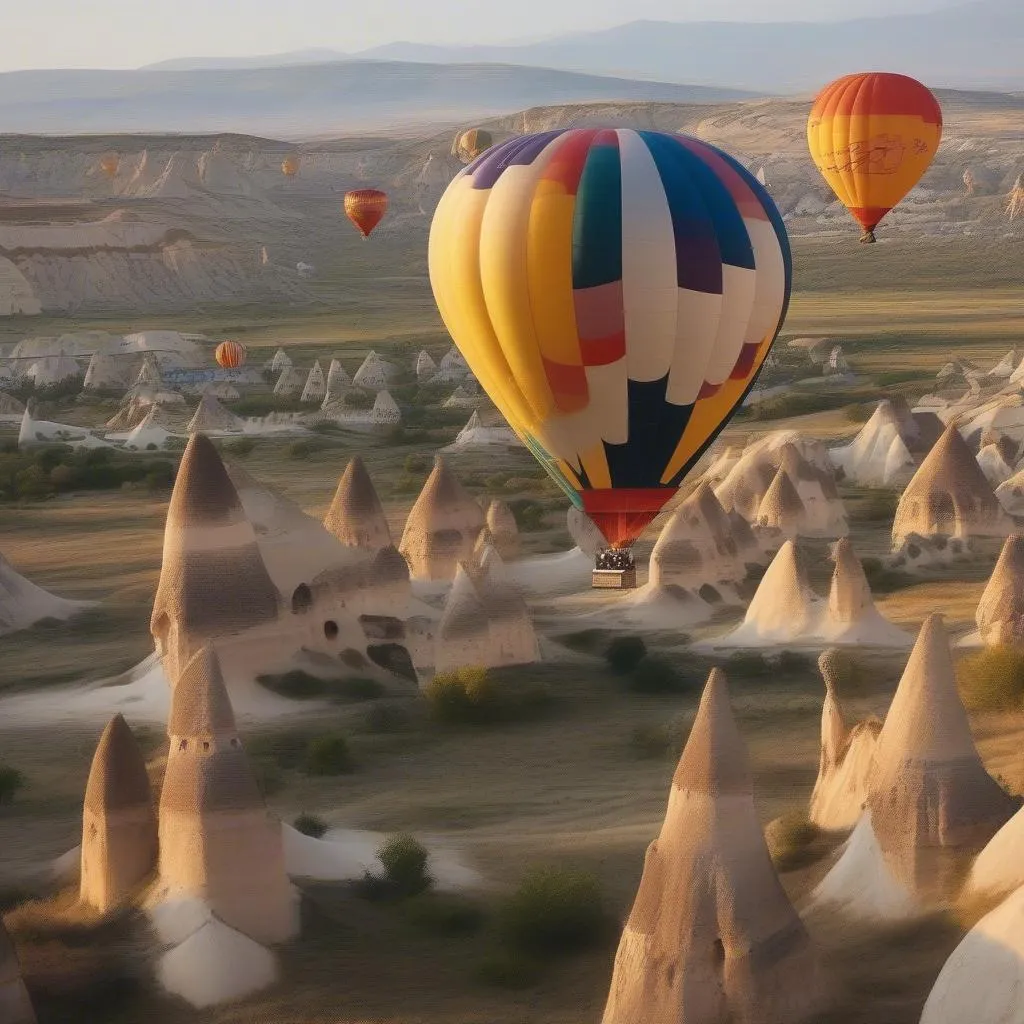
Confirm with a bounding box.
[257,670,326,699]
[404,453,430,473]
[303,733,355,775]
[0,764,24,805]
[958,647,1024,712]
[362,704,413,734]
[843,402,873,424]
[605,636,646,674]
[293,813,328,839]
[858,489,900,522]
[226,438,256,457]
[342,390,374,409]
[475,950,543,989]
[287,440,315,459]
[766,812,823,872]
[404,892,485,935]
[423,667,552,726]
[497,866,608,955]
[626,655,688,694]
[378,833,431,898]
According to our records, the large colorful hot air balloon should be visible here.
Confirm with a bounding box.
[807,72,942,243]
[344,189,388,239]
[215,340,246,370]
[428,128,792,553]
[453,128,494,165]
[100,154,119,178]
[282,156,299,177]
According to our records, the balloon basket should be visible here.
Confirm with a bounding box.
[592,567,637,590]
[859,230,876,244]
[592,550,637,590]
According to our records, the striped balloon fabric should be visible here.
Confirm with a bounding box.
[344,189,389,239]
[214,340,246,370]
[428,128,791,549]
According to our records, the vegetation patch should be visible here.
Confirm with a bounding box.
[293,813,328,839]
[0,447,174,502]
[958,646,1024,712]
[303,733,356,776]
[422,667,554,726]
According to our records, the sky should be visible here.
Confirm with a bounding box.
[5,0,957,73]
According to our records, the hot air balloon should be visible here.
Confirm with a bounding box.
[215,340,246,370]
[100,154,119,178]
[343,189,388,239]
[282,156,299,177]
[453,128,494,165]
[428,128,791,560]
[808,72,942,243]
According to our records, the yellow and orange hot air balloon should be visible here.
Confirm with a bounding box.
[282,156,299,177]
[807,72,942,243]
[100,154,119,179]
[428,128,792,555]
[452,128,494,164]
[215,340,246,370]
[343,189,388,239]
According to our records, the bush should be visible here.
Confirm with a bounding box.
[378,833,431,898]
[958,647,1024,712]
[144,464,175,492]
[497,866,608,955]
[0,764,24,805]
[342,390,374,409]
[422,667,552,726]
[287,440,315,459]
[475,950,543,989]
[765,812,823,872]
[303,733,355,775]
[843,402,873,424]
[404,892,485,935]
[404,453,430,473]
[605,636,646,674]
[626,655,689,694]
[858,489,900,522]
[257,670,327,699]
[293,813,328,839]
[226,438,256,457]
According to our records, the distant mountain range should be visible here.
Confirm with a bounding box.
[140,0,1024,93]
[0,62,753,137]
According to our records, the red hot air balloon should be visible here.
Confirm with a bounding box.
[215,340,246,369]
[344,189,388,239]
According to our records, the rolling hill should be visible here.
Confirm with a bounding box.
[0,62,753,137]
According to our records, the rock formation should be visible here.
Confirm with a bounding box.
[157,645,298,944]
[80,714,158,913]
[0,918,36,1023]
[323,456,391,551]
[186,393,241,434]
[975,533,1024,647]
[399,456,484,580]
[892,424,1012,546]
[602,668,824,1024]
[300,361,326,404]
[484,499,520,561]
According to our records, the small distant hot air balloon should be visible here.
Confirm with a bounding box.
[344,189,388,239]
[453,128,494,165]
[282,156,299,177]
[215,340,246,370]
[807,72,942,243]
[100,154,119,179]
[429,128,791,557]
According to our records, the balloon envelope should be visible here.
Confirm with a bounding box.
[282,156,299,177]
[428,128,792,548]
[215,340,246,370]
[344,189,388,238]
[100,155,119,178]
[807,72,942,241]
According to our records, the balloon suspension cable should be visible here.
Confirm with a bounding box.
[859,230,877,244]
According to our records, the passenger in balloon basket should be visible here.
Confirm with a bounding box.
[595,548,635,572]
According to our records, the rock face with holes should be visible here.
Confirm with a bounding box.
[157,646,298,944]
[602,668,824,1024]
[399,456,485,580]
[80,714,158,913]
[892,424,1011,547]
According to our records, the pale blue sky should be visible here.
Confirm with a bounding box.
[5,0,954,72]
